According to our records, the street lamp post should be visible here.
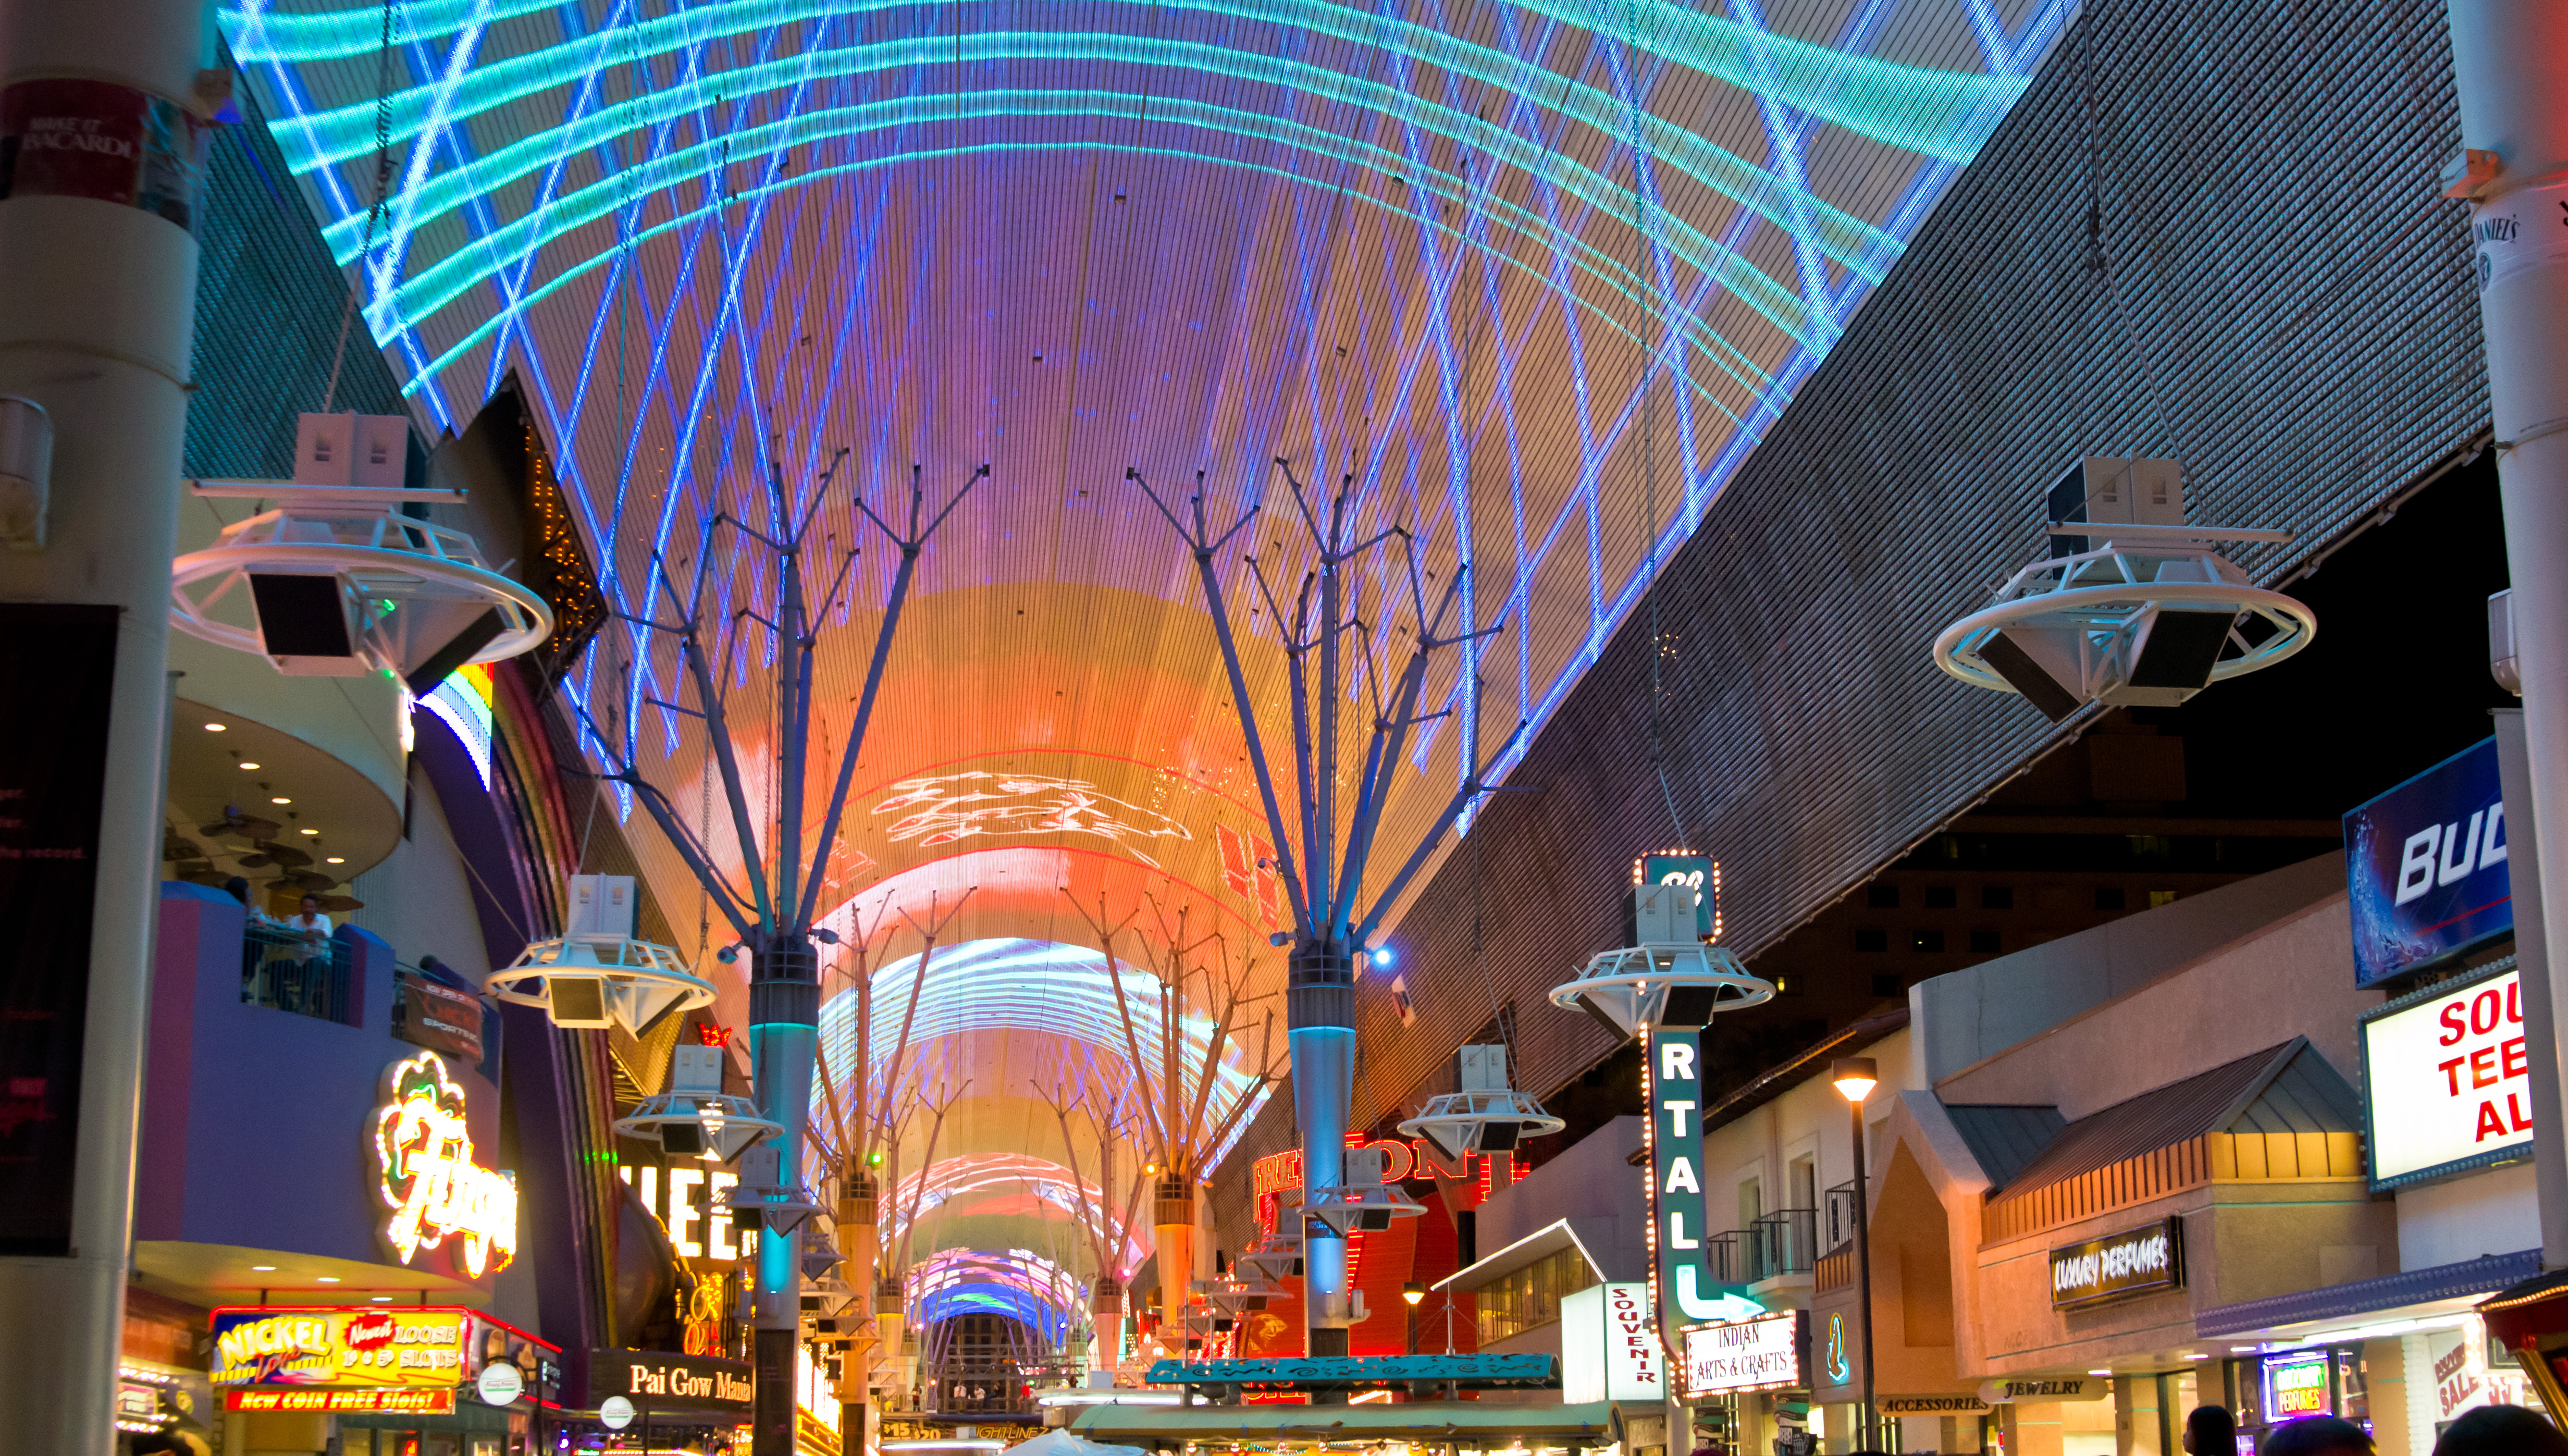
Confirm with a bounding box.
[1831,1057,1880,1453]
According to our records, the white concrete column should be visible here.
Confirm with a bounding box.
[0,3,211,1451]
[2448,0,2568,1277]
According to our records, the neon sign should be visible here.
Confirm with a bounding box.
[372,1052,518,1276]
[212,1306,475,1391]
[2265,1351,2331,1418]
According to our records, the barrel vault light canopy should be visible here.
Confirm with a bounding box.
[224,0,2070,1316]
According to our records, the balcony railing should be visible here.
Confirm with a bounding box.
[240,921,356,1026]
[1747,1207,1818,1279]
[1701,1230,1746,1284]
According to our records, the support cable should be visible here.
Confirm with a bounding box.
[325,0,403,413]
[2078,8,2186,470]
[1628,0,1687,850]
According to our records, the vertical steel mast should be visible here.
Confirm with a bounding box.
[574,460,981,1454]
[1132,464,1521,1357]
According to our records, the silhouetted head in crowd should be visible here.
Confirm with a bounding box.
[223,876,250,906]
[2184,1405,2238,1454]
[2433,1405,2568,1456]
[2260,1416,2372,1455]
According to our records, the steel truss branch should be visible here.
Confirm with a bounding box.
[567,458,981,945]
[1130,460,1522,950]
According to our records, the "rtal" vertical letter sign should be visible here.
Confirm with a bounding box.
[1646,1023,1703,1358]
[1645,1022,1760,1359]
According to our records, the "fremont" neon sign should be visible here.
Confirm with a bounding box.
[372,1052,518,1276]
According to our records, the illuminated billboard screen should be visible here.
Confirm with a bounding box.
[2345,738,2511,986]
[2360,965,2533,1189]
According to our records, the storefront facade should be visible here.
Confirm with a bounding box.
[1791,796,2551,1455]
[128,881,550,1454]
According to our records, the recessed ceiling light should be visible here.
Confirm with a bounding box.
[270,797,291,805]
[326,857,345,865]
[237,761,261,770]
[315,1276,339,1284]
[299,829,319,836]
[371,1296,392,1303]
[250,1265,276,1272]
[2087,1368,2112,1376]
[204,723,227,732]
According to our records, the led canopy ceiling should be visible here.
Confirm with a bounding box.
[225,0,2071,1332]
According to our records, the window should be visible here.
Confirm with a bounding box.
[1854,928,1888,953]
[1473,1244,1590,1344]
[1870,973,1901,998]
[1924,886,1957,909]
[1866,885,1900,909]
[1911,930,1945,953]
[1969,929,2001,954]
[2149,890,2180,908]
[2095,887,2127,911]
[1981,886,2014,910]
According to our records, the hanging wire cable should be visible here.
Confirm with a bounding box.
[324,0,403,413]
[2077,7,2185,470]
[1627,0,1688,850]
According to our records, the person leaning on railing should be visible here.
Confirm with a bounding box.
[272,895,334,1015]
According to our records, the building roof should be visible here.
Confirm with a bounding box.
[1979,1038,2356,1205]
[1942,1105,2066,1189]
[1432,1218,1617,1294]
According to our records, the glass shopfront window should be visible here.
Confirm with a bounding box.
[2228,1344,2368,1447]
[1473,1246,1591,1345]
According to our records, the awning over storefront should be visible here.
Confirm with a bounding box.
[2194,1249,2542,1342]
[1070,1399,1622,1447]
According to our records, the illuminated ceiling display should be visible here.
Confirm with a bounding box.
[874,770,1192,865]
[226,0,2070,1328]
[817,936,1272,1146]
[910,1248,1083,1339]
[883,1152,1150,1272]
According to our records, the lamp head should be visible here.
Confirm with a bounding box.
[1401,1281,1426,1307]
[1830,1056,1879,1104]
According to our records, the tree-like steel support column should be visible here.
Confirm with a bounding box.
[2447,2,2568,1265]
[1288,945,1356,1352]
[1134,464,1521,1360]
[0,3,211,1450]
[574,462,980,1456]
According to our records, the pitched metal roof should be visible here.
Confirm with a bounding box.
[1980,1038,2356,1202]
[1942,1105,2065,1190]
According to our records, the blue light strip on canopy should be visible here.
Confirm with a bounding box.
[228,0,2023,168]
[816,938,1273,1163]
[910,1247,1082,1343]
[342,76,1839,356]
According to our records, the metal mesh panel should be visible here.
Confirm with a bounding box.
[1221,0,2486,1187]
